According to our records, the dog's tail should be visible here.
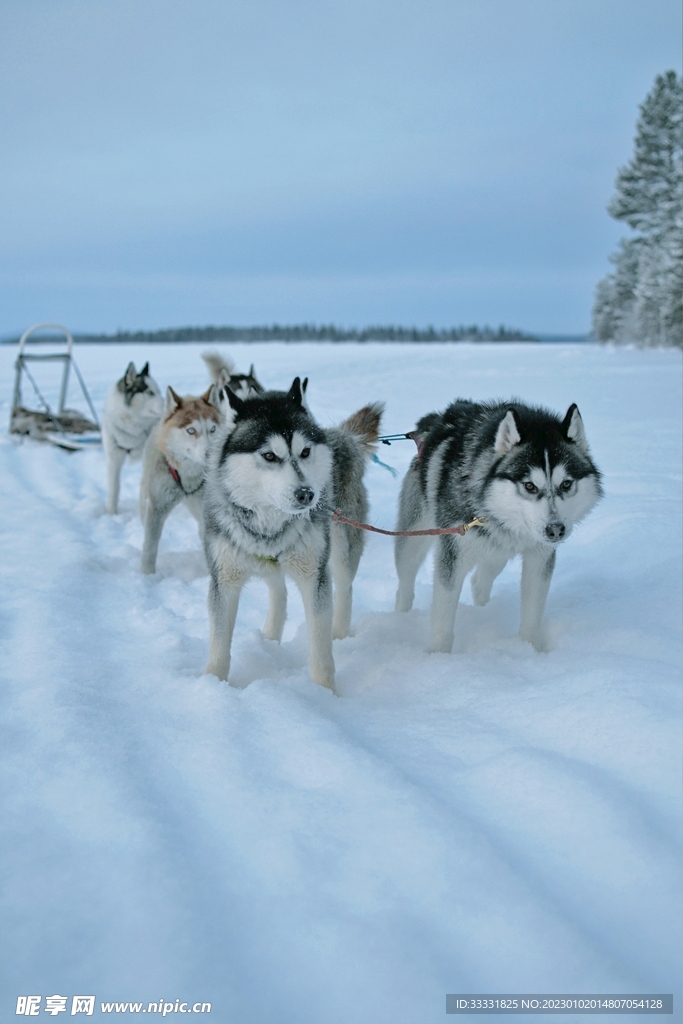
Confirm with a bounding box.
[337,402,384,458]
[202,350,235,385]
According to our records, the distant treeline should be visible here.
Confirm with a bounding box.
[71,323,537,344]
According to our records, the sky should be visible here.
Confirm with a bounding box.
[0,0,681,336]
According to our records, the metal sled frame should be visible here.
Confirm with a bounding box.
[10,323,101,450]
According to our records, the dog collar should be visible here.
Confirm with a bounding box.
[166,460,203,496]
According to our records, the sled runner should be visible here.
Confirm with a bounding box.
[9,324,101,450]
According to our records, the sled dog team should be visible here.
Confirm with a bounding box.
[102,352,603,693]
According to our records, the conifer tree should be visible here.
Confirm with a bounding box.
[593,71,682,347]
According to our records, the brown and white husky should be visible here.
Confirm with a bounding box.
[139,386,222,574]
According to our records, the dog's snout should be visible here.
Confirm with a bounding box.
[545,522,566,542]
[295,486,314,507]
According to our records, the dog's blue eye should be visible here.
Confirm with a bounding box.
[187,427,196,435]
[300,448,311,459]
[262,451,276,462]
[210,425,216,433]
[523,481,538,494]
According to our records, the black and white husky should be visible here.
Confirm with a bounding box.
[102,362,163,514]
[203,379,383,691]
[394,399,603,654]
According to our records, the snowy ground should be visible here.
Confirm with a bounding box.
[1,342,681,1023]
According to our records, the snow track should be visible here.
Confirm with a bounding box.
[0,343,680,1022]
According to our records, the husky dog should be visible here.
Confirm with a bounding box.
[203,379,383,690]
[139,386,222,574]
[102,362,163,514]
[395,399,602,654]
[201,350,264,400]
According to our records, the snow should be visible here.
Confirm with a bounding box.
[0,342,680,1022]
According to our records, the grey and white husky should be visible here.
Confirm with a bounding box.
[102,362,163,514]
[394,399,603,654]
[203,378,383,691]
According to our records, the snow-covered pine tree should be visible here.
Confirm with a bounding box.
[593,237,643,343]
[593,70,682,347]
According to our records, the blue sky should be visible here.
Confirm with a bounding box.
[1,0,681,335]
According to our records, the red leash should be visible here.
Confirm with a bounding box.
[331,509,487,537]
[342,430,484,535]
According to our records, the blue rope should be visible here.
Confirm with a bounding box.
[371,453,398,477]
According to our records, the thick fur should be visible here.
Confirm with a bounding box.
[203,380,383,690]
[102,362,163,514]
[139,386,222,574]
[394,398,603,654]
[202,350,265,399]
[325,401,382,640]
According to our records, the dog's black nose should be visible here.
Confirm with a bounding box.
[295,486,314,506]
[545,522,566,541]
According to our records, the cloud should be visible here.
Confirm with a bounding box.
[0,0,680,332]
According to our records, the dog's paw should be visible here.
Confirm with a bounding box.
[205,658,230,681]
[519,630,550,653]
[311,665,336,692]
[394,589,414,613]
[427,634,453,655]
[470,569,491,606]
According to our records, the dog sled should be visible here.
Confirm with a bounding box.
[9,324,101,450]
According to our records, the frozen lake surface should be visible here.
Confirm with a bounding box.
[1,342,681,1022]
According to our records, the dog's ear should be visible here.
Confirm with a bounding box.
[165,386,183,415]
[206,383,222,409]
[200,386,214,404]
[494,409,521,455]
[287,377,304,407]
[123,362,137,387]
[225,386,246,415]
[562,404,588,451]
[212,385,236,427]
[140,362,149,378]
[248,370,265,395]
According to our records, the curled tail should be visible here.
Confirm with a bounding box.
[337,401,384,458]
[202,350,235,385]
